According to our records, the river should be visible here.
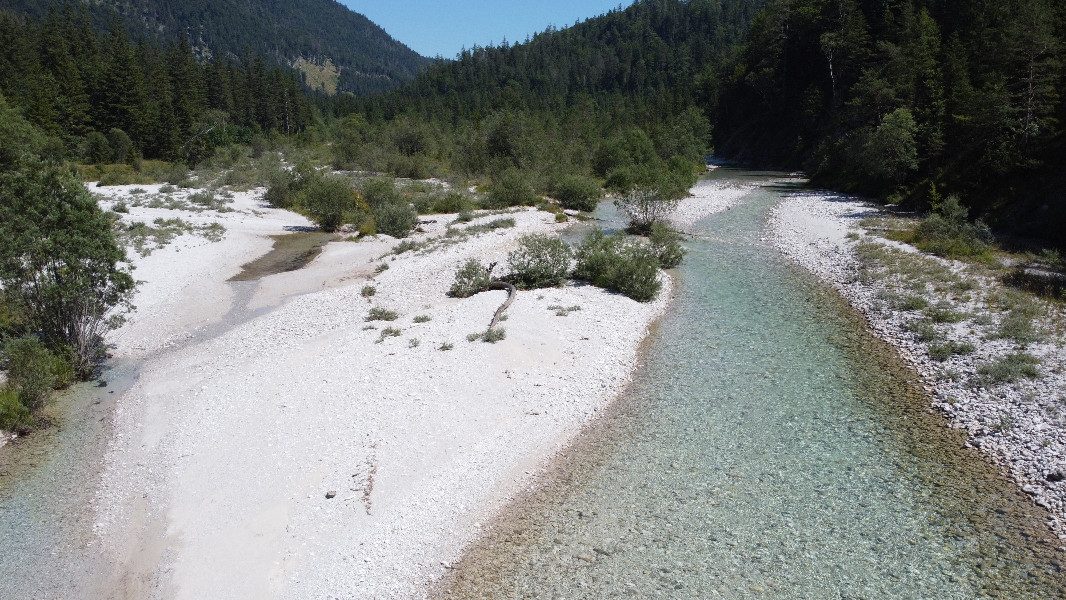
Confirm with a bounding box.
[437,169,1066,599]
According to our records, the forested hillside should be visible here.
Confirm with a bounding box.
[0,7,315,163]
[331,0,765,196]
[717,0,1066,242]
[352,0,1064,244]
[0,0,429,95]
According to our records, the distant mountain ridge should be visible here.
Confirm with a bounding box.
[0,0,430,95]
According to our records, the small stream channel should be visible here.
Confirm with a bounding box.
[439,170,1066,599]
[0,231,334,598]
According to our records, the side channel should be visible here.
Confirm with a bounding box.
[437,171,1066,599]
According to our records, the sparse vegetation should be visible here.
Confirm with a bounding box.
[482,327,506,343]
[928,341,976,361]
[413,315,432,323]
[119,218,226,256]
[910,196,993,260]
[376,326,402,343]
[975,353,1041,386]
[366,307,399,322]
[548,305,582,316]
[361,285,376,298]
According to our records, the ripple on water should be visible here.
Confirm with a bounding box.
[435,172,1066,600]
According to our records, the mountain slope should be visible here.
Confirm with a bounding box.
[0,0,429,95]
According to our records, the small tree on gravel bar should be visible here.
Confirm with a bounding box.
[614,172,685,234]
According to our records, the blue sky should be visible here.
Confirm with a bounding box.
[339,1,631,59]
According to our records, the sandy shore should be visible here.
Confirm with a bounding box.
[768,191,1066,535]
[86,183,683,598]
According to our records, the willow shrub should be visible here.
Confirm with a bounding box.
[574,229,661,302]
[506,234,572,289]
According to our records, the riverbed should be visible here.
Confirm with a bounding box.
[436,170,1066,599]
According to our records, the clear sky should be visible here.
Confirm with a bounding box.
[339,0,631,59]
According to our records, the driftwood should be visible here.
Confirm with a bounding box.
[486,280,516,328]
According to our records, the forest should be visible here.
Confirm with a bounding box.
[0,0,428,94]
[3,0,1061,245]
[0,5,316,166]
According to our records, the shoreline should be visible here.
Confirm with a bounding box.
[86,182,681,598]
[768,190,1066,534]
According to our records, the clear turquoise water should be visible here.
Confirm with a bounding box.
[440,171,1066,599]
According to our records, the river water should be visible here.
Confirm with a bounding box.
[439,170,1066,599]
[0,234,318,598]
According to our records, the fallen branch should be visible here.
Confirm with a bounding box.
[486,280,516,328]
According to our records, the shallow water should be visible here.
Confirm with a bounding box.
[440,170,1066,599]
[0,234,328,597]
[228,231,335,281]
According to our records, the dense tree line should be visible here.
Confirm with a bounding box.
[717,0,1066,242]
[339,0,1064,244]
[328,0,767,194]
[0,0,428,95]
[0,6,316,164]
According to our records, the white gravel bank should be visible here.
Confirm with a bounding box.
[90,188,674,598]
[668,177,755,231]
[769,191,1066,536]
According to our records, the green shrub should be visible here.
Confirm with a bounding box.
[928,341,976,361]
[904,319,944,342]
[975,353,1041,386]
[924,303,965,323]
[413,315,432,323]
[264,169,300,209]
[301,177,356,232]
[450,259,491,298]
[429,191,473,214]
[896,295,929,311]
[453,209,475,223]
[366,307,399,321]
[485,170,538,208]
[482,327,506,343]
[361,178,403,208]
[2,336,66,413]
[614,179,683,234]
[392,239,427,254]
[552,175,602,212]
[913,195,992,259]
[506,234,573,289]
[376,326,402,343]
[374,201,417,238]
[574,229,662,302]
[361,285,376,297]
[0,386,32,433]
[604,167,635,194]
[439,342,454,351]
[649,223,686,268]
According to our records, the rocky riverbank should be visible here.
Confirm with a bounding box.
[769,191,1066,537]
[84,181,676,599]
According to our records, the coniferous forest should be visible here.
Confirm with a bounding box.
[0,0,1063,240]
